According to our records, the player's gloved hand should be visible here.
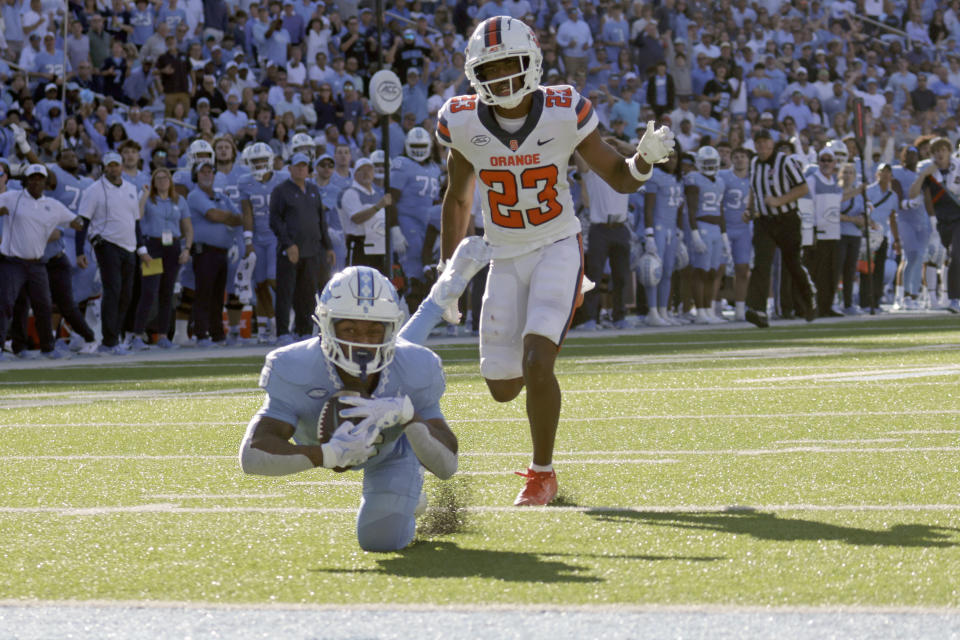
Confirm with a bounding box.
[635,120,676,165]
[339,394,414,435]
[320,419,378,468]
[10,123,30,154]
[643,227,658,257]
[690,229,708,254]
[930,229,941,248]
[721,232,732,260]
[676,229,684,243]
[390,226,408,258]
[227,243,239,262]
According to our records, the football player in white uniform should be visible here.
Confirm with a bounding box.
[436,16,675,506]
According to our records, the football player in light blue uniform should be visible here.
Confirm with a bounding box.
[639,152,683,326]
[389,127,442,311]
[862,163,900,311]
[684,146,728,323]
[718,147,753,321]
[48,149,98,309]
[892,146,930,309]
[239,237,491,552]
[213,136,253,344]
[240,142,284,344]
[172,140,215,344]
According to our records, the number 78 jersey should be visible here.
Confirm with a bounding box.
[436,85,598,259]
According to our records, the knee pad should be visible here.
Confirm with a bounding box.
[356,512,416,552]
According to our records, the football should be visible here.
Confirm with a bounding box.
[317,390,366,444]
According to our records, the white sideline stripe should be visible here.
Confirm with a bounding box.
[745,366,960,383]
[3,599,960,615]
[459,446,960,456]
[0,422,240,428]
[890,430,960,434]
[772,439,904,445]
[3,503,960,517]
[287,481,363,486]
[4,446,958,463]
[144,494,284,500]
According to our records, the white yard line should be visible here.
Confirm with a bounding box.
[3,503,960,517]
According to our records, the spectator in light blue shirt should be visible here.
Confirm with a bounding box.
[401,66,429,126]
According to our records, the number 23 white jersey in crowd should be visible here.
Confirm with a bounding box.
[437,85,598,259]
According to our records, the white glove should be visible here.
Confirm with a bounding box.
[690,229,708,254]
[10,123,30,154]
[339,394,414,436]
[320,419,378,469]
[676,229,684,243]
[635,120,676,165]
[643,228,658,256]
[721,232,732,260]
[227,243,239,263]
[390,226,408,258]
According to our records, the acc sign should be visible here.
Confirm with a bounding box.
[370,70,403,115]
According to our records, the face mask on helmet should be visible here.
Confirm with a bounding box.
[696,146,720,176]
[464,17,543,110]
[405,127,433,162]
[313,266,404,379]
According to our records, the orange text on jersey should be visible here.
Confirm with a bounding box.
[489,154,542,167]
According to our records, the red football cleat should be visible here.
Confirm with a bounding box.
[513,468,558,506]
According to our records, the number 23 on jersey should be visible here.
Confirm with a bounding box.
[479,165,562,229]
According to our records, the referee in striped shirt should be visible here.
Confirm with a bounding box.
[744,129,816,327]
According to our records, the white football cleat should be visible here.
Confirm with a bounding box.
[430,236,492,323]
[644,308,670,326]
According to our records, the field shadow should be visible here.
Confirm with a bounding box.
[585,507,960,548]
[312,541,599,583]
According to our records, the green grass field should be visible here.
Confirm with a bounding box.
[3,317,960,609]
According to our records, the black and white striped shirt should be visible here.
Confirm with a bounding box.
[749,152,805,217]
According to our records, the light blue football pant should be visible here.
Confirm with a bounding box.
[898,212,931,295]
[645,225,677,309]
[356,436,424,552]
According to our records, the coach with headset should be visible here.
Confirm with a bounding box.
[77,152,142,354]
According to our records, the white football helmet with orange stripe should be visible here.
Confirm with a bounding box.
[464,17,543,110]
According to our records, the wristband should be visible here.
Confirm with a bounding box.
[137,246,148,256]
[644,226,654,237]
[627,154,652,182]
[243,230,253,240]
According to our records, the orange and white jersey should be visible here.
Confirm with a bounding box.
[436,85,598,258]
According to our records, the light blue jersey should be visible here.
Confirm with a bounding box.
[214,163,251,213]
[643,168,683,228]
[46,163,94,265]
[840,192,866,237]
[684,171,726,220]
[239,172,283,238]
[718,169,750,229]
[258,338,444,450]
[390,156,441,278]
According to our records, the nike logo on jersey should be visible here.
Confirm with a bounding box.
[537,138,554,146]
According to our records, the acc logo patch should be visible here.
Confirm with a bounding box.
[471,134,490,146]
